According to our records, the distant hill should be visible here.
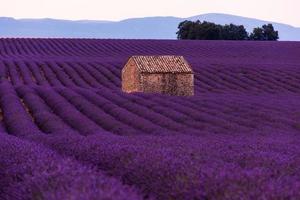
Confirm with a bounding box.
[0,13,299,41]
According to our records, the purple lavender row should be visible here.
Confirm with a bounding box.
[174,93,298,131]
[0,61,7,83]
[89,62,120,87]
[5,61,23,86]
[38,62,63,87]
[28,132,300,200]
[15,61,36,85]
[59,62,91,88]
[0,133,144,200]
[93,88,186,132]
[170,95,256,131]
[16,86,78,135]
[84,63,117,89]
[26,61,50,86]
[122,92,223,133]
[0,39,299,65]
[69,62,120,89]
[34,86,106,135]
[143,94,246,132]
[75,87,168,134]
[68,62,102,88]
[56,87,140,135]
[0,82,41,135]
[101,62,122,81]
[46,61,78,87]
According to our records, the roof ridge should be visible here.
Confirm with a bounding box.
[130,55,193,73]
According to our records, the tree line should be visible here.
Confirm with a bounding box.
[176,20,279,41]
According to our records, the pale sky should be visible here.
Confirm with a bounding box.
[1,0,299,27]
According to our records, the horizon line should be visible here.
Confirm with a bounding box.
[0,13,299,28]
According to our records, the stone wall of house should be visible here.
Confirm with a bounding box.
[122,59,140,93]
[140,73,194,96]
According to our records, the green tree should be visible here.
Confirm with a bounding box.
[249,27,265,40]
[177,20,248,40]
[177,20,222,40]
[196,21,222,40]
[177,20,279,41]
[262,24,279,41]
[177,20,201,40]
[221,24,248,40]
[176,20,193,40]
[249,24,279,41]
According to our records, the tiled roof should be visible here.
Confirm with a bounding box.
[131,55,193,73]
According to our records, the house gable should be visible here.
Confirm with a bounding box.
[122,57,141,92]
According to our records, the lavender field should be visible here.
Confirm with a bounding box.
[1,38,300,199]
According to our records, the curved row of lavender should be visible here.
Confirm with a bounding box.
[0,38,300,199]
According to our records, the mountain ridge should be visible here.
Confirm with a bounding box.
[0,13,299,41]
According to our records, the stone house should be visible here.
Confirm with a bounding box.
[122,55,194,96]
